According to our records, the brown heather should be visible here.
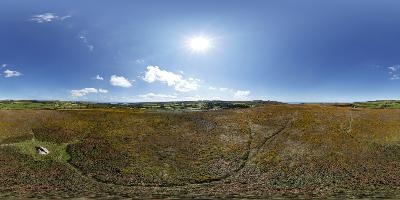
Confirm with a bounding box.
[1,105,400,199]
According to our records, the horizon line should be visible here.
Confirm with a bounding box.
[1,98,398,104]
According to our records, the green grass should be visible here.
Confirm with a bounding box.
[13,139,71,163]
[353,100,400,109]
[0,101,83,110]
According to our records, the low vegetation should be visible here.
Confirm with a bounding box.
[353,100,400,109]
[1,104,400,199]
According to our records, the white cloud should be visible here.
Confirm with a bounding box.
[210,96,222,100]
[175,79,199,92]
[2,64,6,68]
[30,13,70,23]
[94,75,104,80]
[234,90,251,100]
[110,75,132,88]
[388,65,400,80]
[70,88,108,97]
[183,95,201,101]
[209,86,232,92]
[142,66,199,92]
[143,66,181,85]
[70,88,97,97]
[4,69,22,78]
[98,89,108,93]
[138,93,177,101]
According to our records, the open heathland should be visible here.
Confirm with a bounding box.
[1,104,400,199]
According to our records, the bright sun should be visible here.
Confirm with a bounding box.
[187,36,211,52]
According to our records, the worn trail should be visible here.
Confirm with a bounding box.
[196,114,294,184]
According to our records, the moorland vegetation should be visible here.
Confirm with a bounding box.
[0,104,400,199]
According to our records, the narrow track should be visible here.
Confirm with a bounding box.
[195,113,295,184]
[347,111,353,134]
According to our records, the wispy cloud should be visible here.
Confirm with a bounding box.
[98,89,108,93]
[388,65,400,80]
[94,75,104,80]
[208,86,235,93]
[143,66,199,92]
[4,69,22,78]
[70,88,108,97]
[233,90,251,100]
[138,93,206,102]
[390,74,400,80]
[78,32,94,51]
[219,87,229,92]
[135,59,145,64]
[2,64,6,68]
[30,13,70,23]
[183,95,201,101]
[138,93,177,101]
[110,75,133,88]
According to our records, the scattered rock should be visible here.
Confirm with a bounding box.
[36,146,50,155]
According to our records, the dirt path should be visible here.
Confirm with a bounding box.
[249,119,291,161]
[344,110,356,140]
[196,113,295,184]
[347,111,353,134]
[72,113,296,187]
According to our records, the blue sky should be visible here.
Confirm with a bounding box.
[1,0,400,102]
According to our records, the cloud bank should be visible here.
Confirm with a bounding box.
[234,90,250,100]
[143,66,199,92]
[70,88,108,97]
[138,93,177,101]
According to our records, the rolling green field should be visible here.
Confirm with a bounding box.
[0,100,281,110]
[353,100,400,109]
[1,104,400,199]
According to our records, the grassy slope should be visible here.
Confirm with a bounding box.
[0,105,400,198]
[353,100,400,109]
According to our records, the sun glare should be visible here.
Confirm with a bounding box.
[187,36,211,52]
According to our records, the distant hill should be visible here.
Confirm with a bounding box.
[0,100,284,110]
[352,100,400,109]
